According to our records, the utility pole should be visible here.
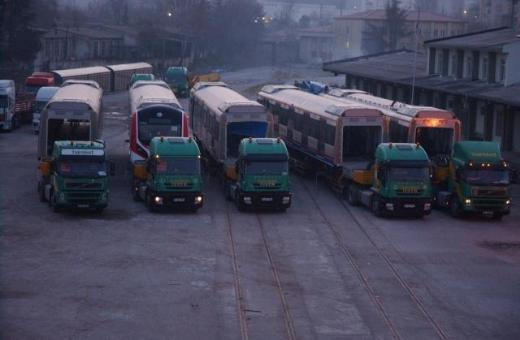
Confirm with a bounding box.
[410,7,421,105]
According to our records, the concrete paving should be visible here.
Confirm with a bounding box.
[1,90,519,339]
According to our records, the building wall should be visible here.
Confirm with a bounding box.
[503,42,520,86]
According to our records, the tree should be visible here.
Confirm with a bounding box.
[0,0,42,78]
[363,0,411,54]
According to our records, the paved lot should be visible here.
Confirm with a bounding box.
[1,90,520,340]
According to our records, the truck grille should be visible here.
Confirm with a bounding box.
[66,191,102,204]
[472,198,506,211]
[395,188,424,196]
[65,182,103,190]
[164,182,193,190]
[254,182,281,190]
[473,188,507,197]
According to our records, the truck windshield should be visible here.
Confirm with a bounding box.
[138,108,182,145]
[245,161,288,175]
[34,100,47,113]
[463,169,510,185]
[57,159,107,178]
[155,157,200,175]
[388,167,429,182]
[0,95,8,108]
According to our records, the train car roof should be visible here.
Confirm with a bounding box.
[340,92,455,121]
[52,66,111,77]
[48,81,103,109]
[130,80,181,110]
[192,82,264,116]
[106,62,152,72]
[62,79,101,89]
[259,85,383,121]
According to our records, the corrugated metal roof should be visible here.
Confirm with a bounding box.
[335,10,464,23]
[425,27,520,50]
[106,63,152,72]
[52,66,110,78]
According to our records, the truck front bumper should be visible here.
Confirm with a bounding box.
[462,197,511,215]
[379,197,433,216]
[59,190,108,209]
[151,191,204,210]
[238,191,292,210]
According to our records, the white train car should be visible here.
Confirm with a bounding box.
[190,82,268,165]
[327,88,461,160]
[258,85,385,170]
[128,80,188,162]
[52,67,112,92]
[38,80,103,159]
[107,62,153,91]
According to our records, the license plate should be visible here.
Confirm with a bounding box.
[483,211,493,216]
[173,198,185,203]
[77,204,89,208]
[404,204,415,209]
[261,197,273,202]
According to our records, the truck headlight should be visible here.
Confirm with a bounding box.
[243,196,252,204]
[506,199,511,205]
[464,198,472,206]
[154,196,164,205]
[282,196,291,204]
[195,196,203,204]
[385,203,394,211]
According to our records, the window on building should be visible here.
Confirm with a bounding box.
[451,53,457,76]
[482,57,488,80]
[499,58,506,82]
[466,57,472,78]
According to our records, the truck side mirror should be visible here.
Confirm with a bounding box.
[133,161,148,180]
[39,160,51,177]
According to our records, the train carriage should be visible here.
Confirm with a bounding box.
[258,85,385,174]
[129,80,188,162]
[327,88,461,181]
[38,80,103,159]
[190,82,268,167]
[52,67,112,92]
[106,62,153,91]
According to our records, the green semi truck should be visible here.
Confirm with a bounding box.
[225,138,291,211]
[132,136,204,212]
[164,67,189,98]
[38,141,112,213]
[347,143,433,217]
[435,141,512,219]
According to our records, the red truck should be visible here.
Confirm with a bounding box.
[25,72,55,95]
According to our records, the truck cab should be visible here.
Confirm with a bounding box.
[435,141,512,219]
[38,141,112,213]
[228,138,291,211]
[348,143,433,217]
[133,136,203,212]
[165,67,189,98]
[0,80,16,131]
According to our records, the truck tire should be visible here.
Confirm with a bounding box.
[235,194,245,212]
[146,192,157,213]
[38,182,46,202]
[450,196,463,218]
[49,191,62,213]
[347,185,358,206]
[371,196,382,217]
[132,186,141,201]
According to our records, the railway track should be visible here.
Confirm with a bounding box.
[224,203,297,340]
[298,177,449,340]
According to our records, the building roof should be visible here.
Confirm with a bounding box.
[323,49,520,107]
[43,27,123,40]
[425,27,520,51]
[335,10,465,23]
[323,49,426,83]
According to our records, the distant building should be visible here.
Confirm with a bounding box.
[333,9,467,59]
[258,0,342,21]
[479,0,520,29]
[39,26,124,69]
[323,27,520,154]
[298,26,335,63]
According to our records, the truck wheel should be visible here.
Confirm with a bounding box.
[371,196,381,217]
[49,191,62,213]
[95,207,105,214]
[347,185,358,206]
[450,196,463,218]
[38,182,46,202]
[146,192,157,212]
[224,182,233,201]
[132,186,141,201]
[235,194,245,212]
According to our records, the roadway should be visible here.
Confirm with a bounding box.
[1,89,519,339]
